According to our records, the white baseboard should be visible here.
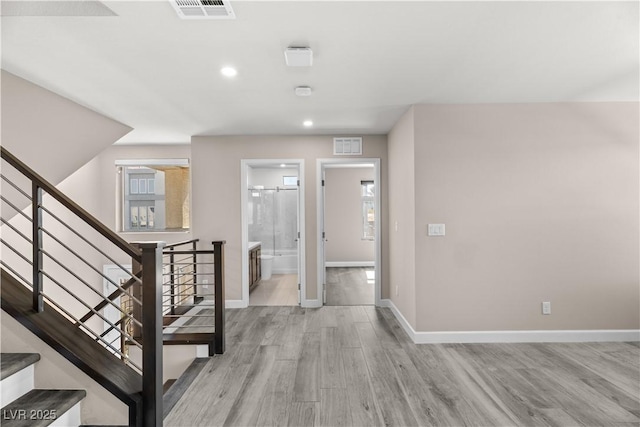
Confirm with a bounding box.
[225,299,247,309]
[302,299,322,308]
[380,299,640,344]
[325,261,375,267]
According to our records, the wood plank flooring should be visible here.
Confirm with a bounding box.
[250,275,298,306]
[325,268,374,306]
[164,306,640,427]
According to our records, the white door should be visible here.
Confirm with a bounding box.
[296,175,302,305]
[320,167,327,304]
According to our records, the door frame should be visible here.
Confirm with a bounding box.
[241,159,306,307]
[317,158,381,306]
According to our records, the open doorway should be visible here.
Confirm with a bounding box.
[241,160,304,306]
[317,159,381,306]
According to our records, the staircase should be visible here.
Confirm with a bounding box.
[1,353,85,426]
[0,147,226,426]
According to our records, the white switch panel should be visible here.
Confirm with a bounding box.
[428,224,445,236]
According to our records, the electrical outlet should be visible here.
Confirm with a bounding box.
[202,279,209,289]
[395,285,399,296]
[542,301,551,315]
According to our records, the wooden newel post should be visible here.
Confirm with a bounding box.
[213,241,226,354]
[132,241,165,427]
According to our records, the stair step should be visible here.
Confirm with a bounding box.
[1,353,40,381]
[0,353,40,407]
[1,389,86,427]
[163,357,209,418]
[162,332,214,345]
[1,269,142,407]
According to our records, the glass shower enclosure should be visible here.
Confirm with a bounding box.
[247,186,299,273]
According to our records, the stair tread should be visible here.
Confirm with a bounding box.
[162,332,214,344]
[1,270,142,405]
[1,389,85,427]
[163,357,209,418]
[1,353,40,381]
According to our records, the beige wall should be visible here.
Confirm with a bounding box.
[395,103,639,332]
[0,70,131,186]
[388,107,417,328]
[324,167,375,263]
[80,144,193,248]
[190,135,389,302]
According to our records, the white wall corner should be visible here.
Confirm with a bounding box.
[225,299,248,309]
[381,299,640,344]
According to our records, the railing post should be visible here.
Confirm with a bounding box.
[131,256,143,341]
[169,248,175,316]
[32,183,43,312]
[212,240,226,354]
[192,240,198,301]
[132,241,164,427]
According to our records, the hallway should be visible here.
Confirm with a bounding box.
[165,306,640,426]
[325,267,375,306]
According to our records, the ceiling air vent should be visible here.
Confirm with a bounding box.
[169,0,235,19]
[333,137,363,156]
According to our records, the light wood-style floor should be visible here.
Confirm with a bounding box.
[165,306,640,427]
[250,274,298,306]
[325,267,375,306]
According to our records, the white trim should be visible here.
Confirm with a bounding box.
[0,364,34,407]
[325,261,375,268]
[302,299,323,308]
[317,158,382,307]
[115,158,189,166]
[381,299,640,344]
[225,299,248,309]
[50,402,81,427]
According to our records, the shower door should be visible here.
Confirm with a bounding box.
[245,160,302,306]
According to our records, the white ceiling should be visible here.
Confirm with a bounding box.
[2,0,638,144]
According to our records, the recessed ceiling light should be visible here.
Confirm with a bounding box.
[220,67,237,77]
[303,120,313,127]
[280,163,286,168]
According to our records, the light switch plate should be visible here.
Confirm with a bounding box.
[428,224,445,236]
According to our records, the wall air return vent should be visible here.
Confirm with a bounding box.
[169,0,235,19]
[333,137,363,156]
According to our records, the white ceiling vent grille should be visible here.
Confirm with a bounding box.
[169,0,235,19]
[333,137,363,156]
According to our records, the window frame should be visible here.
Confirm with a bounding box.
[116,159,191,233]
[361,180,375,241]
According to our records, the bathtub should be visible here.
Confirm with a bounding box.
[262,249,298,274]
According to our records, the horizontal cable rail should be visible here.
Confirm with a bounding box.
[0,147,167,426]
[1,147,141,261]
[160,240,225,355]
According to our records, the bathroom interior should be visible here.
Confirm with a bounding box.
[247,164,299,306]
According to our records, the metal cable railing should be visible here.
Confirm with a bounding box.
[160,239,226,354]
[0,147,168,426]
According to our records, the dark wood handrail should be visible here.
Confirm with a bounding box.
[162,249,214,255]
[164,239,199,249]
[0,147,141,261]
